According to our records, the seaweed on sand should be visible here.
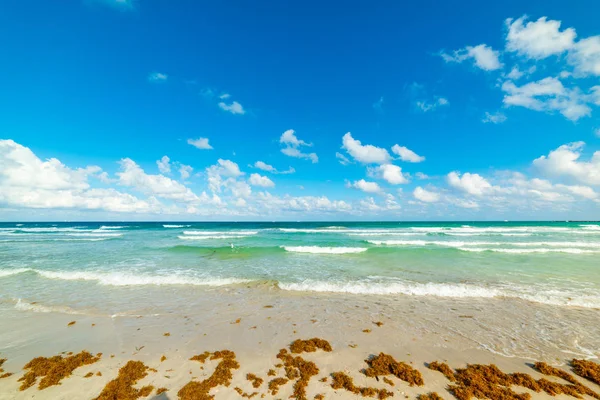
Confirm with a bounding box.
[19,350,101,391]
[364,353,424,387]
[571,359,600,386]
[331,372,394,399]
[177,350,240,400]
[93,360,154,400]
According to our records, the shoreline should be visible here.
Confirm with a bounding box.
[1,287,599,399]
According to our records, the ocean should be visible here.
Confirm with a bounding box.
[1,221,599,310]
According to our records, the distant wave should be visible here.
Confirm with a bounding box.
[368,240,600,248]
[278,279,600,308]
[0,237,116,242]
[178,235,248,240]
[14,299,85,315]
[163,224,191,228]
[183,230,258,236]
[458,248,598,254]
[99,226,128,230]
[0,268,31,278]
[282,246,368,254]
[32,269,250,286]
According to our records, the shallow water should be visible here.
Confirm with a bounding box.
[1,221,599,308]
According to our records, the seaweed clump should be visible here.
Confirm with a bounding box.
[418,393,444,400]
[157,387,167,394]
[93,360,154,400]
[234,387,259,398]
[177,350,240,400]
[19,350,101,390]
[246,373,263,388]
[428,361,456,382]
[0,358,12,379]
[534,362,579,385]
[290,338,333,354]
[276,348,320,400]
[572,359,600,386]
[268,377,288,395]
[364,353,424,387]
[331,372,394,399]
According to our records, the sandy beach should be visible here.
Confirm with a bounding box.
[1,285,599,399]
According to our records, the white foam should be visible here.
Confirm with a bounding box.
[64,232,123,237]
[183,230,258,236]
[163,224,191,228]
[99,226,127,230]
[368,240,600,248]
[33,270,249,286]
[458,248,598,254]
[0,237,114,242]
[0,268,31,278]
[14,299,84,315]
[282,246,368,254]
[178,235,248,240]
[580,224,600,230]
[279,280,499,297]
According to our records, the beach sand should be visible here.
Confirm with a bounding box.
[1,286,599,399]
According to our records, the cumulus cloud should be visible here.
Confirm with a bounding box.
[391,145,425,163]
[117,158,199,202]
[253,161,294,174]
[447,171,493,196]
[279,130,318,163]
[482,111,508,124]
[341,133,390,164]
[148,72,168,82]
[179,164,193,180]
[413,187,440,203]
[501,77,591,121]
[368,164,409,185]
[506,16,576,59]
[248,173,275,188]
[441,44,503,71]
[349,179,382,193]
[415,97,449,112]
[568,36,600,77]
[157,156,171,174]
[187,137,213,150]
[335,152,352,165]
[533,141,600,185]
[218,101,245,115]
[0,140,156,213]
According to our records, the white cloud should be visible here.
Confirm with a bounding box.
[179,164,193,180]
[482,111,507,124]
[441,44,503,71]
[280,129,310,147]
[219,93,231,99]
[218,101,245,115]
[254,161,275,172]
[205,159,247,197]
[335,152,352,165]
[148,72,168,82]
[350,179,382,193]
[447,171,492,196]
[501,77,591,121]
[413,187,440,203]
[506,16,576,59]
[0,140,156,213]
[415,172,431,180]
[253,161,294,174]
[391,145,425,163]
[533,142,600,185]
[341,132,390,164]
[368,164,409,185]
[157,156,171,174]
[117,158,198,202]
[415,97,449,112]
[187,137,213,150]
[90,0,134,10]
[249,173,275,188]
[506,66,524,80]
[279,130,318,163]
[568,36,600,77]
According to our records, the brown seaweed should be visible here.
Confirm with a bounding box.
[331,371,394,399]
[93,360,153,400]
[246,373,263,388]
[428,361,456,382]
[19,350,101,391]
[364,353,424,387]
[290,338,333,354]
[572,359,600,386]
[177,350,240,400]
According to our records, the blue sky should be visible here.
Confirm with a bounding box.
[1,0,599,220]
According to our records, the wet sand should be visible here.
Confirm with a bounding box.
[0,287,599,399]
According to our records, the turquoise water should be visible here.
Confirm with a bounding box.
[1,221,600,309]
